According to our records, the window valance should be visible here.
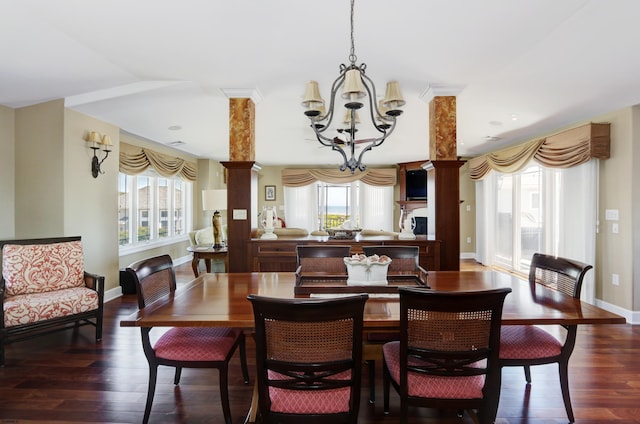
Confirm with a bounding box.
[119,142,197,181]
[468,122,610,180]
[281,168,396,187]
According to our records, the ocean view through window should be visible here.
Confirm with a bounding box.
[284,181,393,233]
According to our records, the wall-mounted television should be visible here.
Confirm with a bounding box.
[406,169,427,200]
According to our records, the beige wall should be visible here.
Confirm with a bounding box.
[6,104,207,294]
[0,106,15,239]
[257,166,284,221]
[64,109,120,292]
[596,108,634,310]
[15,100,65,236]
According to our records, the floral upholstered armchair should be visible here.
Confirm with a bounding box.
[0,236,104,366]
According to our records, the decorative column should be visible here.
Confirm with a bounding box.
[223,95,257,272]
[426,93,464,271]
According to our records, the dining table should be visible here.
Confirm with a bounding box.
[120,270,626,422]
[120,270,626,329]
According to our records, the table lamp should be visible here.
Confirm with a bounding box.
[202,189,227,248]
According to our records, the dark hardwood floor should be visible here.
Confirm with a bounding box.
[1,261,639,423]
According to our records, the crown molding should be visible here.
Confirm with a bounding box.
[419,84,465,103]
[220,88,263,104]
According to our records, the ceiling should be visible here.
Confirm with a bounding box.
[3,0,640,167]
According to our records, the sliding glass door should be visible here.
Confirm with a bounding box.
[494,165,544,273]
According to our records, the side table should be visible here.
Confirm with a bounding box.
[186,245,229,277]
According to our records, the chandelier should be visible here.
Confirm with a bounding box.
[302,0,405,174]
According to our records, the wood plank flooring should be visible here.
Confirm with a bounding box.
[0,260,638,423]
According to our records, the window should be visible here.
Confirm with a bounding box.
[317,183,355,229]
[477,161,597,304]
[119,171,192,248]
[284,180,393,232]
[494,165,544,273]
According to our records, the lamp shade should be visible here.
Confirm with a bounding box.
[88,131,101,143]
[101,134,113,147]
[382,81,405,109]
[342,69,366,101]
[202,189,227,211]
[302,80,324,107]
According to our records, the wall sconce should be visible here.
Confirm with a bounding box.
[86,131,113,178]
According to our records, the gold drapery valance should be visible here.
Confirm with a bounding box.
[281,168,397,187]
[468,122,610,180]
[119,142,197,181]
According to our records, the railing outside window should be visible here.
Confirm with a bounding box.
[119,171,192,247]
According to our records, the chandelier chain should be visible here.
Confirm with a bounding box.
[349,0,357,65]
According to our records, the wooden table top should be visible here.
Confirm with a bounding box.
[187,245,228,254]
[119,271,626,329]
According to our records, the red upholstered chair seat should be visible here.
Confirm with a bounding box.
[500,325,563,359]
[268,370,352,414]
[154,327,243,362]
[383,341,485,399]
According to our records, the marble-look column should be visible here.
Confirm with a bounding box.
[429,96,457,160]
[229,98,255,161]
[428,95,464,271]
[224,98,255,272]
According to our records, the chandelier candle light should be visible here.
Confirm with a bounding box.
[301,0,405,174]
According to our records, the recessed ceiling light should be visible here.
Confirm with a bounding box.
[484,136,501,142]
[168,125,182,131]
[511,114,518,121]
[167,140,185,146]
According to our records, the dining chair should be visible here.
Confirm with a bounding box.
[247,293,368,424]
[296,245,352,273]
[383,287,512,424]
[126,254,249,424]
[499,253,593,423]
[361,245,427,404]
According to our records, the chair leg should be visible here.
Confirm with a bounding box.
[239,333,250,384]
[143,365,159,424]
[523,365,532,383]
[382,360,391,414]
[558,361,575,423]
[366,359,376,404]
[96,313,103,341]
[174,367,182,385]
[219,366,232,424]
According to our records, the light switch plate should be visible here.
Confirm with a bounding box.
[605,209,619,221]
[232,209,247,220]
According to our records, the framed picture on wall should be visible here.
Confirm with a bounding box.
[265,185,276,201]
